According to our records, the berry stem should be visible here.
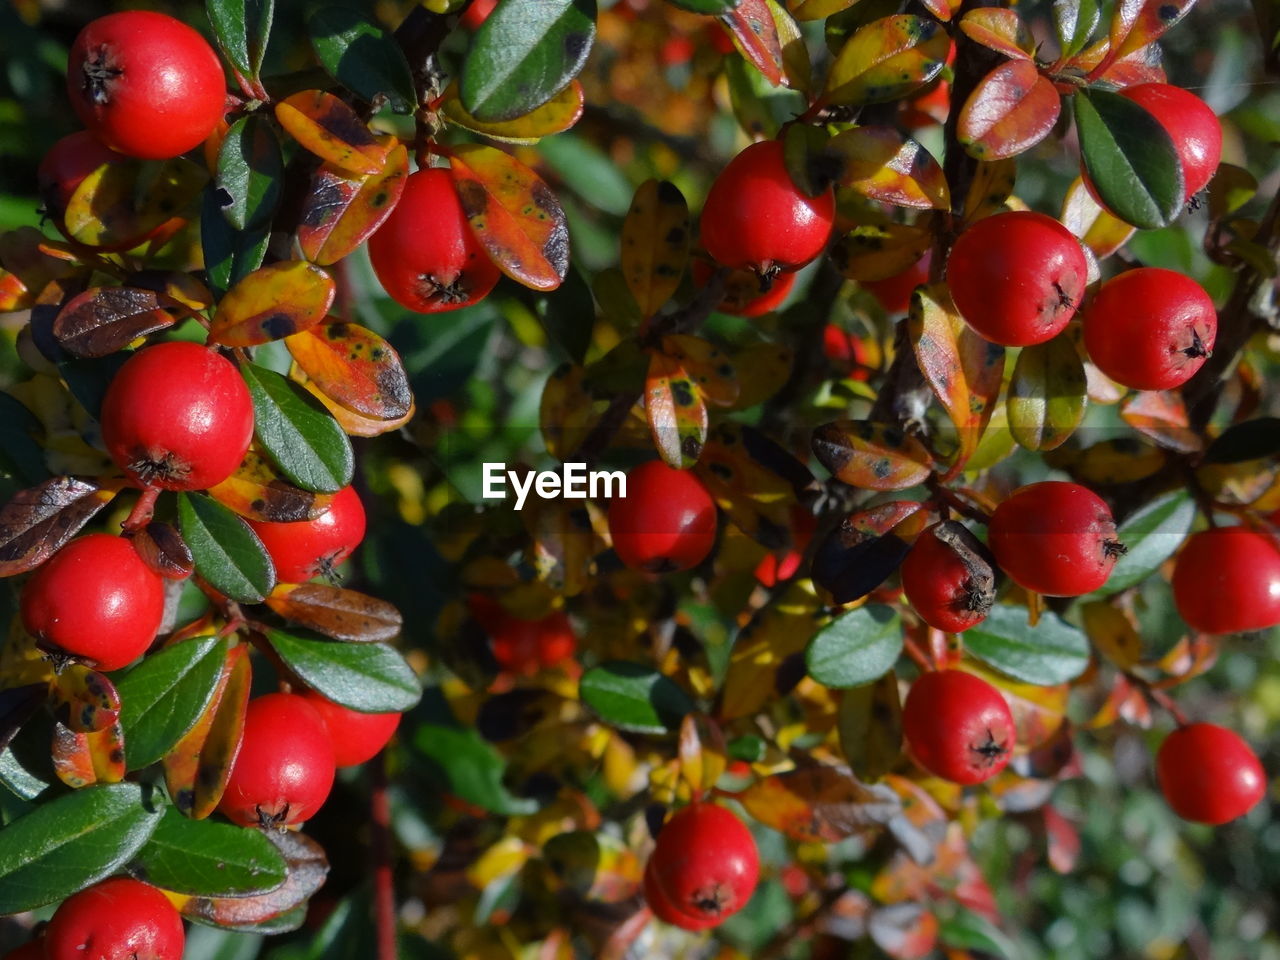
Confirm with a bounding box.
[903,634,934,671]
[120,486,160,532]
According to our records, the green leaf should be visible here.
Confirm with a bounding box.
[1007,336,1088,451]
[461,0,597,123]
[116,635,229,770]
[177,493,276,603]
[216,116,283,232]
[666,0,741,10]
[1074,88,1183,229]
[1052,0,1099,60]
[202,186,269,300]
[578,661,695,734]
[0,782,162,914]
[308,6,417,114]
[804,604,903,688]
[535,265,595,364]
[0,392,49,485]
[964,604,1090,684]
[1091,491,1196,596]
[240,362,354,493]
[128,806,287,897]
[938,906,1020,959]
[411,724,537,815]
[1203,416,1280,463]
[206,0,275,81]
[265,630,421,713]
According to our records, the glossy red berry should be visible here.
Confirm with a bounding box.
[21,533,165,672]
[101,341,254,491]
[1121,84,1222,199]
[44,877,184,960]
[700,139,835,275]
[1171,526,1280,634]
[219,693,336,827]
[1156,723,1266,824]
[1083,267,1216,390]
[988,481,1122,596]
[248,485,367,583]
[901,522,995,633]
[648,803,759,926]
[693,259,795,316]
[368,168,501,313]
[460,0,499,29]
[66,12,226,160]
[946,211,1088,347]
[902,669,1015,784]
[644,859,716,931]
[607,461,717,573]
[300,691,401,768]
[467,595,578,674]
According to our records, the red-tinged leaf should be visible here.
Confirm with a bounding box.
[959,8,1036,60]
[869,904,938,960]
[0,269,29,311]
[660,335,738,408]
[908,283,1004,475]
[919,0,963,20]
[441,80,585,144]
[163,645,251,820]
[646,350,708,469]
[52,287,179,358]
[50,665,120,733]
[0,476,115,577]
[448,144,569,292]
[1061,176,1136,259]
[264,583,403,642]
[738,764,905,843]
[621,180,690,317]
[831,224,933,281]
[720,0,786,86]
[274,90,389,176]
[826,127,949,210]
[284,321,412,422]
[129,522,194,580]
[294,370,417,438]
[1120,390,1203,454]
[811,503,926,603]
[64,156,206,250]
[812,421,933,491]
[1044,805,1081,874]
[1109,0,1196,61]
[1152,633,1218,683]
[823,16,950,107]
[52,719,126,788]
[1071,38,1167,86]
[959,60,1062,160]
[183,829,328,925]
[208,449,336,524]
[297,142,409,266]
[209,261,335,347]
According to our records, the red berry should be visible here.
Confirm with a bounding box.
[607,461,717,573]
[1156,723,1266,824]
[66,12,226,160]
[901,522,994,633]
[1120,84,1222,199]
[460,0,499,30]
[300,691,401,768]
[367,168,501,313]
[902,669,1015,784]
[219,693,336,827]
[693,259,795,316]
[44,877,184,960]
[643,859,716,930]
[822,324,871,380]
[945,211,1088,347]
[862,253,931,315]
[699,140,835,275]
[467,595,578,674]
[101,341,254,491]
[20,534,165,671]
[1082,267,1216,390]
[248,485,367,583]
[988,481,1122,596]
[648,803,759,926]
[1171,526,1280,634]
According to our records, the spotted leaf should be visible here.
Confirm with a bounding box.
[827,127,949,210]
[1120,390,1202,454]
[812,421,934,491]
[441,80,585,145]
[284,320,412,424]
[274,90,388,176]
[208,449,335,524]
[540,364,598,461]
[64,156,206,250]
[264,583,403,643]
[53,287,179,359]
[0,476,115,578]
[959,60,1062,161]
[621,180,690,317]
[52,719,126,788]
[646,351,707,469]
[963,159,1019,223]
[738,764,905,844]
[824,16,949,107]
[297,141,409,266]
[49,665,120,733]
[182,830,327,926]
[959,8,1036,60]
[661,335,738,407]
[1108,0,1196,61]
[209,261,335,347]
[720,0,787,86]
[830,224,933,281]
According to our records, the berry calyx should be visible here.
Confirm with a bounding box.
[300,691,401,768]
[20,533,165,672]
[367,167,501,314]
[693,258,795,316]
[100,341,255,491]
[648,803,759,926]
[699,139,835,275]
[988,481,1123,596]
[901,521,996,634]
[945,211,1088,347]
[1156,723,1266,824]
[1171,526,1280,634]
[466,595,578,674]
[1082,267,1217,390]
[1120,83,1222,200]
[66,11,226,160]
[44,877,184,960]
[607,461,717,573]
[644,859,717,931]
[248,485,367,583]
[218,692,336,828]
[902,669,1015,784]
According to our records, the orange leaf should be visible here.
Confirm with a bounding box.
[621,180,689,317]
[959,8,1036,60]
[49,664,120,732]
[720,0,786,86]
[209,261,335,346]
[274,90,389,176]
[63,156,206,250]
[824,15,950,107]
[448,144,569,292]
[441,80,585,144]
[959,60,1062,160]
[1109,0,1196,61]
[645,350,708,468]
[284,320,412,422]
[297,140,409,266]
[812,421,933,491]
[827,126,949,210]
[293,368,417,438]
[207,449,336,523]
[1120,390,1203,454]
[738,764,903,843]
[830,224,933,281]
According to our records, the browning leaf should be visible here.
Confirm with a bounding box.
[182,830,328,926]
[132,522,195,580]
[52,287,178,358]
[0,476,115,577]
[264,583,403,642]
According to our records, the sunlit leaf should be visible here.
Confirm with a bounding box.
[441,80,585,144]
[182,830,328,927]
[177,493,276,603]
[116,636,228,770]
[1108,0,1196,60]
[580,662,694,734]
[958,60,1061,160]
[216,115,283,231]
[965,605,1090,684]
[812,420,933,491]
[738,764,904,844]
[645,350,708,469]
[284,321,412,423]
[824,16,949,107]
[1060,176,1136,259]
[265,630,419,712]
[720,0,787,86]
[64,156,206,250]
[661,335,738,407]
[811,501,923,604]
[241,362,354,494]
[264,585,403,643]
[1053,0,1100,60]
[1008,335,1088,451]
[959,8,1036,59]
[210,261,335,347]
[52,288,178,359]
[620,180,689,317]
[806,605,903,688]
[208,449,336,523]
[275,90,388,176]
[826,127,949,210]
[1089,490,1195,596]
[1081,601,1143,669]
[830,224,932,281]
[0,476,114,577]
[308,5,416,112]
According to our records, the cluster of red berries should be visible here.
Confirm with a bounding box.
[644,803,760,931]
[466,594,578,675]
